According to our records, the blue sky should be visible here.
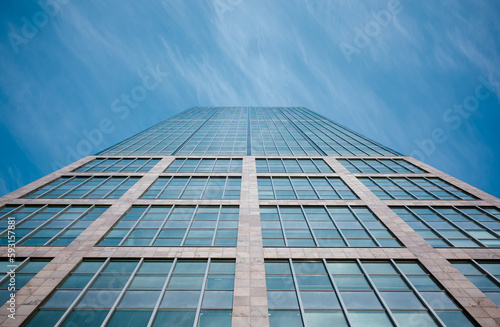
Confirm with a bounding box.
[1,0,499,197]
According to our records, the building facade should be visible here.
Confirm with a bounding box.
[1,106,500,326]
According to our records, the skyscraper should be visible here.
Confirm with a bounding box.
[1,106,500,326]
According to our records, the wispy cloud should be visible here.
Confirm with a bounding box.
[0,0,499,197]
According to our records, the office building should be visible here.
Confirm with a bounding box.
[1,107,500,326]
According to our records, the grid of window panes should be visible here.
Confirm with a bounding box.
[0,205,108,246]
[265,259,474,327]
[25,259,235,327]
[74,158,160,173]
[391,207,500,248]
[338,158,425,174]
[24,176,140,199]
[101,107,218,155]
[359,177,477,200]
[165,158,242,173]
[98,205,238,247]
[280,107,396,156]
[452,260,500,307]
[256,158,333,173]
[258,177,357,200]
[250,108,321,156]
[101,107,399,156]
[260,206,401,247]
[0,258,51,305]
[142,177,241,199]
[175,109,248,155]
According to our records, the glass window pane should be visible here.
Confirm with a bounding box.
[371,275,409,290]
[348,311,393,327]
[118,291,160,308]
[62,309,108,327]
[269,310,303,327]
[436,311,475,327]
[266,276,295,290]
[76,290,120,308]
[334,275,371,290]
[420,292,458,310]
[25,309,66,327]
[202,291,233,309]
[380,292,425,310]
[130,275,166,289]
[198,310,232,327]
[161,291,200,308]
[408,276,440,291]
[304,311,347,327]
[43,290,80,308]
[340,292,382,309]
[107,309,152,327]
[168,276,204,289]
[393,311,439,327]
[153,310,196,327]
[300,291,340,309]
[268,291,299,309]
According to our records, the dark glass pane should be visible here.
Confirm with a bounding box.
[107,309,153,327]
[153,310,196,327]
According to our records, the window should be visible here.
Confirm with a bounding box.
[74,158,160,173]
[452,260,500,307]
[256,158,333,173]
[0,258,51,305]
[0,205,108,246]
[98,205,238,247]
[266,259,474,327]
[392,206,500,248]
[101,107,397,156]
[24,176,140,199]
[359,177,476,200]
[165,158,242,173]
[25,259,235,327]
[338,158,425,174]
[276,107,395,156]
[260,206,401,247]
[142,176,241,199]
[258,177,357,200]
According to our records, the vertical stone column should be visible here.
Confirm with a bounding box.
[232,157,269,327]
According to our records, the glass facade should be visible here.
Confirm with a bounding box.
[98,205,238,247]
[142,176,241,199]
[256,158,333,173]
[0,205,108,246]
[0,258,51,305]
[339,158,425,174]
[452,261,500,307]
[266,259,474,327]
[258,177,357,200]
[260,206,401,247]
[25,176,140,199]
[3,107,498,326]
[26,259,235,327]
[101,107,396,156]
[359,177,477,200]
[74,158,160,173]
[391,206,500,248]
[165,158,242,173]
